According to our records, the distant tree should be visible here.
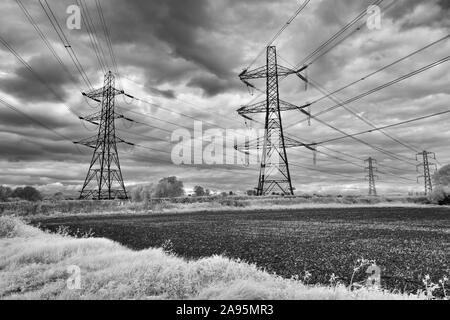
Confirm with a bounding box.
[429,165,450,204]
[220,192,228,197]
[52,192,65,201]
[23,186,43,202]
[429,186,448,205]
[12,186,42,202]
[246,189,256,196]
[229,191,234,196]
[141,186,152,203]
[130,187,142,202]
[433,165,450,186]
[12,187,24,199]
[130,185,153,202]
[0,186,13,201]
[194,186,205,197]
[205,189,211,196]
[154,177,185,198]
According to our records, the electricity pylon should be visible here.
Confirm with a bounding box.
[75,71,129,200]
[416,151,436,195]
[237,46,308,196]
[365,157,378,196]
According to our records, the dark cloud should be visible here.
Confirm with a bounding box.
[0,54,74,102]
[151,88,176,99]
[187,74,241,97]
[0,0,448,194]
[386,0,450,29]
[314,0,374,27]
[106,0,240,84]
[0,107,73,129]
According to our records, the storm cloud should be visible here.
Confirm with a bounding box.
[0,0,449,195]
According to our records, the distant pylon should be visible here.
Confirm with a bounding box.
[75,71,129,200]
[416,151,437,195]
[237,46,308,196]
[365,157,378,196]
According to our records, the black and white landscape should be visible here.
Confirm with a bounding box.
[0,0,449,303]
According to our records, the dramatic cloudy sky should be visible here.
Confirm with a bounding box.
[0,0,449,195]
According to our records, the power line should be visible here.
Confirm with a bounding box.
[238,0,394,111]
[117,101,378,184]
[14,0,85,93]
[289,162,362,181]
[279,47,440,156]
[309,56,450,118]
[304,1,398,67]
[308,34,450,106]
[0,96,81,153]
[39,0,93,91]
[76,0,108,74]
[295,0,387,68]
[307,77,420,153]
[115,95,267,147]
[246,0,311,70]
[95,0,122,88]
[120,74,245,127]
[0,35,80,118]
[309,108,450,146]
[279,55,450,166]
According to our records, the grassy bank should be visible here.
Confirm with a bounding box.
[34,207,450,296]
[0,217,425,300]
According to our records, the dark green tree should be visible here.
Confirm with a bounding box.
[194,186,205,197]
[12,186,42,202]
[154,177,185,198]
[0,186,13,201]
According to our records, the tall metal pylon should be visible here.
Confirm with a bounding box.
[365,157,378,196]
[75,71,129,200]
[237,46,308,196]
[416,151,436,195]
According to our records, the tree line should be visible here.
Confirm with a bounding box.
[0,186,42,202]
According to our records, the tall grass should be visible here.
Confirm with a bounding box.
[0,217,424,300]
[0,195,429,218]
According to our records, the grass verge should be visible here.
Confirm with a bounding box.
[0,216,425,300]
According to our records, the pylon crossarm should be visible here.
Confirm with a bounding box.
[239,65,267,80]
[82,112,127,124]
[284,136,316,151]
[294,72,308,83]
[238,99,311,116]
[82,86,106,101]
[276,65,300,76]
[115,137,133,146]
[79,116,99,126]
[237,101,266,115]
[234,138,260,152]
[234,135,315,152]
[74,135,98,148]
[82,91,101,103]
[280,100,311,116]
[79,111,102,125]
[82,87,124,102]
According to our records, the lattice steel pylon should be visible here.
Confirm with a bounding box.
[416,151,436,195]
[237,46,308,196]
[75,71,129,200]
[365,157,378,196]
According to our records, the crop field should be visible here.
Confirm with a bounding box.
[32,207,450,294]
